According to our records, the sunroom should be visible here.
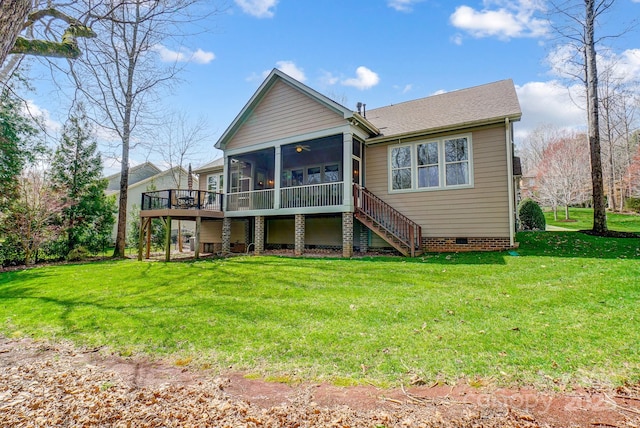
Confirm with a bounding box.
[224,133,362,216]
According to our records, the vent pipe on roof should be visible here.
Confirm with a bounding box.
[356,102,366,118]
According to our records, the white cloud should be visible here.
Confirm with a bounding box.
[235,0,278,18]
[431,89,447,96]
[341,66,380,90]
[393,84,413,94]
[450,1,549,40]
[388,0,422,12]
[515,81,586,141]
[154,44,215,64]
[319,70,339,86]
[275,60,306,82]
[451,34,463,45]
[23,100,62,134]
[546,45,640,84]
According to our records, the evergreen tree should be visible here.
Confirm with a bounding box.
[0,74,42,211]
[51,104,115,256]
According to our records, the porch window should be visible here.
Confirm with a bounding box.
[388,134,473,192]
[281,134,344,187]
[307,166,321,184]
[324,164,340,182]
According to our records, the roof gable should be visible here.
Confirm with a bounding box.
[366,79,522,141]
[216,69,367,150]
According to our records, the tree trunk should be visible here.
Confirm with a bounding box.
[565,204,570,220]
[585,0,608,234]
[0,0,31,67]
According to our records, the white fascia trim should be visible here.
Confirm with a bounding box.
[223,205,352,217]
[505,118,515,247]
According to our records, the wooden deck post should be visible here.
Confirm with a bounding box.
[137,217,145,261]
[145,218,151,259]
[194,216,201,259]
[165,215,171,262]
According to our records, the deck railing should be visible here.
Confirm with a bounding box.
[280,181,344,209]
[353,184,422,254]
[226,189,275,211]
[141,189,223,211]
[224,182,345,211]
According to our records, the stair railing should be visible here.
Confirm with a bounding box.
[354,184,422,255]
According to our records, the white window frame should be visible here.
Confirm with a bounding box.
[388,133,474,193]
[389,143,414,191]
[207,173,224,193]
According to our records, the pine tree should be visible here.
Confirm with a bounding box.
[51,104,115,256]
[0,75,41,210]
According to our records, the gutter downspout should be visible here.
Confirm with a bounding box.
[505,117,515,247]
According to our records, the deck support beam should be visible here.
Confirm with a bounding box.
[165,216,172,262]
[146,219,151,259]
[137,217,145,261]
[194,216,201,259]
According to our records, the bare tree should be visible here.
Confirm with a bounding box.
[153,111,210,251]
[66,0,219,258]
[548,0,628,234]
[535,133,591,220]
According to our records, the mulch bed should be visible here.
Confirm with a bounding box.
[1,336,639,427]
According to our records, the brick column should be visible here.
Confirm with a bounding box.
[342,212,353,258]
[359,225,369,254]
[294,214,305,256]
[222,217,231,253]
[254,216,265,255]
[244,219,251,248]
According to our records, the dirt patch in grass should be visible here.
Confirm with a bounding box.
[580,229,640,238]
[1,336,638,427]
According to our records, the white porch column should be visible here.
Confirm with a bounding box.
[274,146,281,209]
[343,132,353,211]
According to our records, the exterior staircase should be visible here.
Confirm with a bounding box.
[353,184,423,257]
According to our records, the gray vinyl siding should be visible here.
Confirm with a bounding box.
[226,80,346,150]
[364,126,510,238]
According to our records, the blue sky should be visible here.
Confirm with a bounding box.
[25,0,640,174]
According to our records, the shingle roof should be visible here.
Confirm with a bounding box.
[193,157,224,174]
[365,79,521,141]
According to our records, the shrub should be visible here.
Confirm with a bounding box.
[0,237,25,266]
[67,246,90,262]
[624,197,640,213]
[518,198,546,231]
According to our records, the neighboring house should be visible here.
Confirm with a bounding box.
[139,69,522,259]
[106,162,161,192]
[107,164,197,244]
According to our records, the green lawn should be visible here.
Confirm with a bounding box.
[544,207,640,232]
[1,232,639,388]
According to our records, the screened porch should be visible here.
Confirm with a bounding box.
[225,134,358,214]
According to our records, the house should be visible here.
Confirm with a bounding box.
[138,69,522,259]
[106,161,161,192]
[107,163,197,244]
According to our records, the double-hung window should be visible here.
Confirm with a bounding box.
[390,145,412,190]
[389,134,472,192]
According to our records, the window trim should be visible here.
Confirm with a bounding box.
[387,133,474,193]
